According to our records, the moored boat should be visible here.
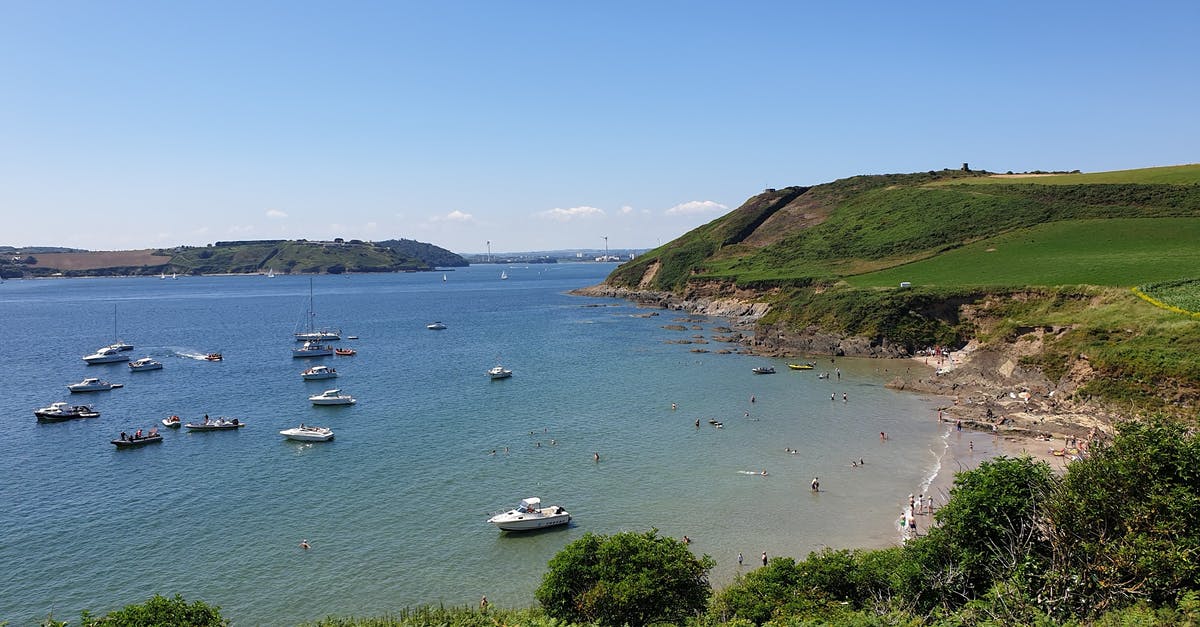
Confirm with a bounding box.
[67,377,124,392]
[184,417,244,430]
[82,347,130,364]
[334,348,356,356]
[787,363,815,370]
[488,365,513,380]
[129,357,163,371]
[293,341,334,358]
[161,415,183,428]
[751,366,776,374]
[487,497,571,531]
[301,365,338,380]
[309,389,356,405]
[35,402,100,421]
[280,424,335,442]
[426,321,447,330]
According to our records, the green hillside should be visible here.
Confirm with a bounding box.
[166,240,431,275]
[605,164,1200,413]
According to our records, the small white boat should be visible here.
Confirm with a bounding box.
[35,402,100,421]
[426,321,447,330]
[500,270,508,280]
[488,365,513,380]
[752,366,776,375]
[161,415,182,428]
[128,357,163,371]
[82,347,130,364]
[309,389,356,405]
[67,377,124,393]
[301,365,338,380]
[487,497,571,531]
[293,341,334,358]
[280,424,335,442]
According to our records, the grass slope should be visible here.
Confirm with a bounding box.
[844,218,1200,288]
[936,163,1200,186]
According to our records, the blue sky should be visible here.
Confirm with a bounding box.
[2,1,1197,254]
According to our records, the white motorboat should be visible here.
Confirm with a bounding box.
[82,347,130,364]
[67,377,124,393]
[292,340,334,358]
[301,365,338,380]
[309,389,356,405]
[488,365,513,380]
[487,497,571,531]
[280,424,335,442]
[161,415,182,428]
[128,357,163,371]
[35,402,100,421]
[426,321,447,330]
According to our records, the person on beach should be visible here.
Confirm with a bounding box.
[969,440,974,452]
[761,551,768,565]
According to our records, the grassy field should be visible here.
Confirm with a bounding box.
[844,218,1200,289]
[932,163,1200,186]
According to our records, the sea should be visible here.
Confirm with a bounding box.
[0,263,951,625]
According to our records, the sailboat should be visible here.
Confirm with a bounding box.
[267,268,275,278]
[500,270,508,280]
[293,278,341,342]
[442,273,447,282]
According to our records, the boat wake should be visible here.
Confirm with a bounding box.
[737,470,768,476]
[171,349,212,361]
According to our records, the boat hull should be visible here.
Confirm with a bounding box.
[302,373,338,380]
[280,428,335,442]
[310,398,355,405]
[488,512,571,531]
[83,353,129,364]
[112,435,163,447]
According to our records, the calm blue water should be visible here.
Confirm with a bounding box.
[0,264,947,625]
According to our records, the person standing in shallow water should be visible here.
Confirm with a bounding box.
[811,477,820,492]
[761,551,768,565]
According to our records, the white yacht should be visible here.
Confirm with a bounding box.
[293,278,340,341]
[293,341,334,358]
[488,365,513,380]
[128,357,163,371]
[35,402,100,421]
[301,365,338,380]
[68,377,124,392]
[426,321,447,330]
[309,389,356,405]
[280,424,335,442]
[82,347,130,364]
[487,497,571,531]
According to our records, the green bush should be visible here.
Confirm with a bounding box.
[536,529,714,626]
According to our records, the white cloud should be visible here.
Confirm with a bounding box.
[538,206,605,221]
[620,205,634,215]
[266,209,288,219]
[665,200,728,216]
[438,210,474,223]
[228,224,254,234]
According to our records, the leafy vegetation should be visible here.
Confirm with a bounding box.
[1137,277,1200,316]
[536,529,715,626]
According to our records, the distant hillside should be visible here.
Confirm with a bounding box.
[374,238,468,267]
[600,163,1200,414]
[0,238,463,278]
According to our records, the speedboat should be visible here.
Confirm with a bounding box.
[309,389,356,405]
[752,366,776,375]
[487,497,571,531]
[488,365,513,380]
[293,341,334,358]
[426,321,447,330]
[128,357,163,371]
[82,347,130,364]
[68,377,124,392]
[301,365,338,380]
[787,363,815,370]
[280,424,335,442]
[112,428,163,448]
[161,415,183,428]
[204,353,223,361]
[35,402,100,421]
[184,417,244,430]
[334,348,356,356]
